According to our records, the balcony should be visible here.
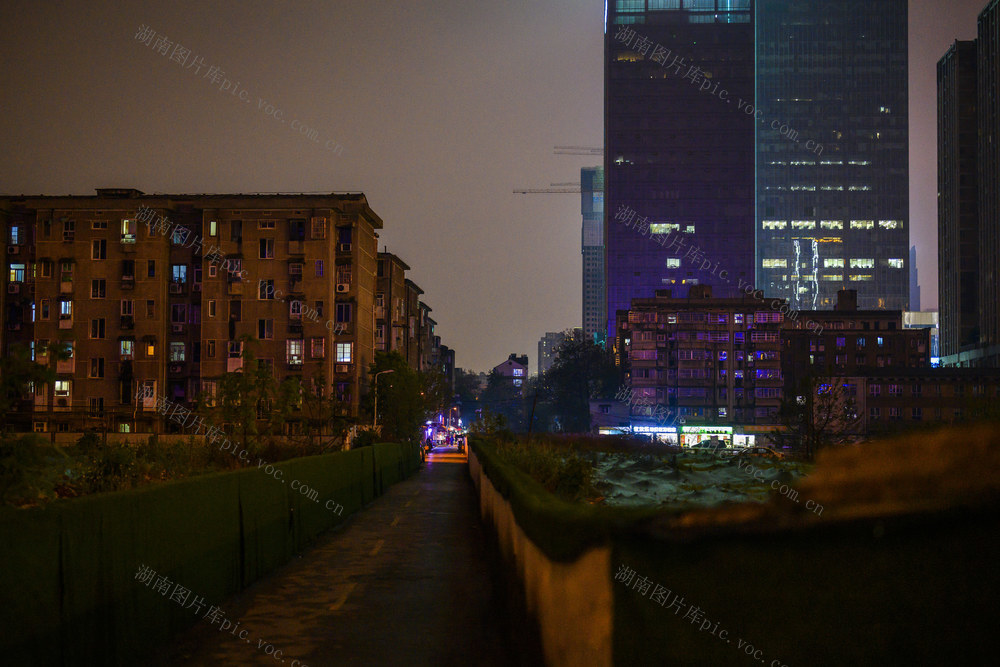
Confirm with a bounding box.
[120,315,134,330]
[56,358,75,374]
[169,281,186,295]
[60,280,73,294]
[288,240,305,255]
[121,276,135,290]
[169,363,183,374]
[227,357,244,373]
[288,320,303,334]
[287,358,303,370]
[120,240,136,253]
[227,281,243,295]
[58,316,73,330]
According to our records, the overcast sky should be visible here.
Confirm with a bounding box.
[0,1,989,372]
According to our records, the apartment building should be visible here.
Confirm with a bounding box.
[1,190,386,433]
[376,252,410,355]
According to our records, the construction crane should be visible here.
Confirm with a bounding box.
[554,146,604,156]
[513,146,603,193]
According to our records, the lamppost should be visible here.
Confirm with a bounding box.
[373,369,395,430]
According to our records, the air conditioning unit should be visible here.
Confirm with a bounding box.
[192,283,202,292]
[169,363,183,373]
[336,283,349,293]
[7,283,19,294]
[7,245,19,255]
[336,364,349,374]
[57,398,68,407]
[338,243,352,252]
[171,324,184,333]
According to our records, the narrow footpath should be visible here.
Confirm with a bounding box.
[146,446,525,667]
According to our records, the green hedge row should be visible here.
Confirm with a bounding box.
[0,442,421,665]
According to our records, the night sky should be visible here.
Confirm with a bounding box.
[0,1,989,372]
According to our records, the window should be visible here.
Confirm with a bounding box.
[311,337,325,358]
[120,339,134,359]
[290,301,303,319]
[228,341,243,358]
[121,299,133,316]
[258,319,274,339]
[208,264,218,278]
[91,239,107,260]
[315,260,324,277]
[90,318,106,339]
[229,300,241,321]
[121,218,136,243]
[311,216,327,239]
[258,279,275,299]
[209,220,218,236]
[55,380,71,397]
[336,267,352,285]
[147,260,156,277]
[338,226,352,244]
[41,299,50,320]
[869,407,881,419]
[60,299,73,319]
[850,220,874,229]
[63,220,75,242]
[336,303,352,323]
[39,260,52,278]
[208,300,216,318]
[259,238,275,258]
[91,279,106,298]
[171,264,187,283]
[9,225,22,243]
[825,258,845,268]
[8,263,25,282]
[850,259,875,269]
[286,339,304,365]
[169,342,186,362]
[315,301,324,317]
[60,261,74,282]
[888,384,902,396]
[230,219,242,241]
[146,300,155,318]
[122,259,135,279]
[912,407,923,420]
[912,384,922,397]
[665,258,681,268]
[762,258,787,268]
[857,337,866,347]
[336,342,353,363]
[888,407,901,420]
[289,262,303,279]
[257,219,275,230]
[885,258,905,269]
[171,304,187,324]
[877,336,884,347]
[205,340,216,358]
[89,358,105,378]
[869,384,881,396]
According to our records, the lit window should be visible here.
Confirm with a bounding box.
[171,264,187,283]
[791,220,816,229]
[311,337,325,358]
[336,342,353,363]
[762,258,787,268]
[850,220,874,229]
[824,258,844,268]
[850,259,874,269]
[513,368,524,377]
[169,342,186,362]
[878,220,902,229]
[684,225,695,234]
[666,258,681,268]
[287,339,305,365]
[649,223,679,234]
[146,340,156,357]
[849,275,873,282]
[762,220,787,229]
[885,258,905,269]
[209,220,218,236]
[820,220,843,230]
[55,380,71,397]
[120,340,134,359]
[8,263,25,282]
[121,219,136,243]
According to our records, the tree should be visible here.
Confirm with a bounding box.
[544,338,621,433]
[775,375,862,459]
[0,341,68,433]
[364,352,430,444]
[479,369,524,431]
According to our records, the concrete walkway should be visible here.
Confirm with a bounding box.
[146,447,529,666]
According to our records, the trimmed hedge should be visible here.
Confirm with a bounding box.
[0,442,421,665]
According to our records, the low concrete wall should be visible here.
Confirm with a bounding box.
[469,449,612,667]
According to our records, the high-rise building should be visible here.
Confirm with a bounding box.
[581,166,605,343]
[604,0,756,338]
[537,328,582,376]
[909,246,921,313]
[937,1,1000,368]
[937,40,980,359]
[756,0,910,312]
[977,0,1000,365]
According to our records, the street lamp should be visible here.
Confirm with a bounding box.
[373,369,395,429]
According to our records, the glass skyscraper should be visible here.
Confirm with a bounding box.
[581,166,606,343]
[755,0,910,311]
[604,0,756,337]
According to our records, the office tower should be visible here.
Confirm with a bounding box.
[581,166,605,343]
[909,246,920,312]
[978,0,999,365]
[937,40,980,359]
[604,0,756,337]
[756,0,910,312]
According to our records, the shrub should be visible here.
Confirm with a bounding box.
[495,440,597,502]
